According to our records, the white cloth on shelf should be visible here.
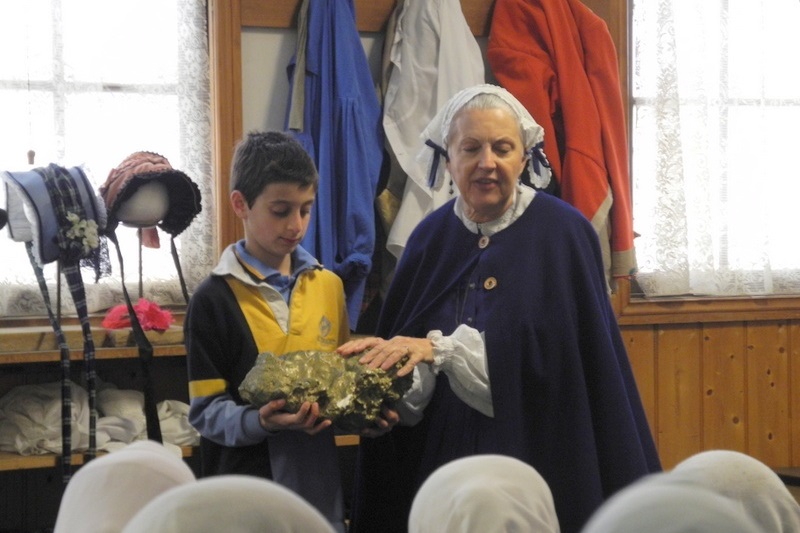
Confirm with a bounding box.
[158,399,200,447]
[0,380,199,454]
[0,380,90,455]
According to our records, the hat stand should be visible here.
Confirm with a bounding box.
[138,228,144,299]
[111,183,172,444]
[109,224,163,444]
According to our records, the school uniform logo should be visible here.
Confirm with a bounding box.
[317,315,336,347]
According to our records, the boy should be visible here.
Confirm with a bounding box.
[185,131,349,532]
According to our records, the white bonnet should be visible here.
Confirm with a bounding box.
[417,83,552,190]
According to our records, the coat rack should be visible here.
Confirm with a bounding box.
[239,0,497,36]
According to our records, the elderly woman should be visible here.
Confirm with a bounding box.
[338,84,660,533]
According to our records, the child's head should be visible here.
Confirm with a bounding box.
[230,131,318,207]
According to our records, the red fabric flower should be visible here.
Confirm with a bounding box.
[102,298,174,332]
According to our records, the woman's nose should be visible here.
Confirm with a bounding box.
[477,145,496,168]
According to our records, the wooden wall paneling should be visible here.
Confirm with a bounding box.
[701,323,746,452]
[209,0,245,256]
[791,321,800,466]
[620,325,658,448]
[656,324,703,469]
[745,321,791,466]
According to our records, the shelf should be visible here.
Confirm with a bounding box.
[0,344,186,365]
[0,324,184,359]
[0,445,196,472]
[0,438,358,472]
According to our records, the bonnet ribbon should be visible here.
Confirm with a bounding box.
[527,141,552,190]
[36,164,100,482]
[107,230,163,443]
[425,139,449,188]
[25,243,76,483]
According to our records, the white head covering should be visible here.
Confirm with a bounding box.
[408,454,560,533]
[416,83,552,191]
[669,450,800,532]
[581,472,762,533]
[121,474,336,533]
[53,439,196,533]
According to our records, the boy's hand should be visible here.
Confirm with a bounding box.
[258,399,332,436]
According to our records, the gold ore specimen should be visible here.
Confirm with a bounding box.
[238,350,412,432]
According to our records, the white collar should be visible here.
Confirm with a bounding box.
[454,183,536,236]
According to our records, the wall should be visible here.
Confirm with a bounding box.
[214,0,800,472]
[622,320,800,469]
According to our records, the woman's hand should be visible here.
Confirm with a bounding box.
[336,336,385,357]
[360,405,401,438]
[258,399,332,436]
[338,335,434,378]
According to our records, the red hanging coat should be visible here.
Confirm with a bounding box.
[487,0,637,279]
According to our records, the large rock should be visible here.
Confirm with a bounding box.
[238,350,412,432]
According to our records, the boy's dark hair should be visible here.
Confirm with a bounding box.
[230,131,318,206]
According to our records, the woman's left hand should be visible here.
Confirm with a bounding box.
[360,405,401,438]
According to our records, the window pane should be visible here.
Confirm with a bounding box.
[728,3,800,99]
[64,92,180,179]
[631,0,800,296]
[62,0,178,85]
[0,90,56,170]
[0,2,54,81]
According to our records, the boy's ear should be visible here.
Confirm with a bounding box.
[230,190,248,219]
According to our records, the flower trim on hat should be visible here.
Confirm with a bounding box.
[64,212,100,256]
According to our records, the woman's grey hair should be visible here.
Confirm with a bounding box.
[445,93,524,147]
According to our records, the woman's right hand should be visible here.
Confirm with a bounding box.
[340,335,433,378]
[336,336,385,357]
[258,398,332,436]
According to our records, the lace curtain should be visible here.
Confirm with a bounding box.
[631,0,800,296]
[0,0,214,317]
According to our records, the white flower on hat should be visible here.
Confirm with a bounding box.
[65,211,100,255]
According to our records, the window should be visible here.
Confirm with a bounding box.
[630,0,800,297]
[0,0,213,317]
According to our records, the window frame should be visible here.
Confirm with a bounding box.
[0,0,202,330]
[618,0,800,325]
